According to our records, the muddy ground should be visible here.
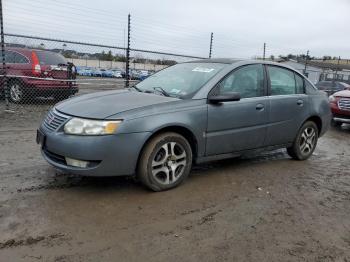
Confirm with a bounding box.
[0,107,349,262]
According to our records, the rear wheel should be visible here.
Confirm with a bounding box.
[138,132,192,191]
[287,121,318,160]
[9,81,25,103]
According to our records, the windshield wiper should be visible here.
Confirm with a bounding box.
[153,86,170,97]
[130,85,142,92]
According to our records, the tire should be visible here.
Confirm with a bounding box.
[8,80,26,103]
[138,132,193,191]
[287,121,319,160]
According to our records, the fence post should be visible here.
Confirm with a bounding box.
[263,43,266,60]
[125,14,131,88]
[209,32,213,58]
[303,50,309,76]
[0,0,9,110]
[335,56,340,79]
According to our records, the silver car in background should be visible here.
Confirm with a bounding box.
[37,59,331,191]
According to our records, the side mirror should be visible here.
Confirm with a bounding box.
[208,92,241,104]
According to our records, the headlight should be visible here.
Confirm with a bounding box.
[329,95,336,102]
[64,118,122,135]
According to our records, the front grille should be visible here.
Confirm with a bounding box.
[338,98,350,111]
[42,109,69,132]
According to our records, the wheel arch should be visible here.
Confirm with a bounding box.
[303,115,323,135]
[7,77,24,85]
[136,125,199,171]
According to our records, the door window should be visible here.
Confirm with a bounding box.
[268,66,296,95]
[216,64,265,98]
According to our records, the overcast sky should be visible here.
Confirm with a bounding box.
[4,0,350,60]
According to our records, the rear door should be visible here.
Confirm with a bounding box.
[206,64,269,155]
[265,66,309,146]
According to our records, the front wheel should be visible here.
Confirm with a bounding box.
[138,132,192,191]
[287,121,318,160]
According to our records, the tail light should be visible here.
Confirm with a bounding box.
[31,51,41,75]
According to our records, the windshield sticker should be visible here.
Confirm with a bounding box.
[170,89,181,94]
[192,67,215,73]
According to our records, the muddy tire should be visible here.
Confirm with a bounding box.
[138,132,192,191]
[287,121,318,160]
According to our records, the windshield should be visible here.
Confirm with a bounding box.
[135,62,226,98]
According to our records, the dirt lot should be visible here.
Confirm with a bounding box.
[0,106,349,261]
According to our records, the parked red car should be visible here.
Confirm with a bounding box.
[329,89,350,126]
[0,47,77,103]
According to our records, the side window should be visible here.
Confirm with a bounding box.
[295,73,304,94]
[216,64,265,99]
[4,51,16,63]
[14,53,29,63]
[268,66,296,95]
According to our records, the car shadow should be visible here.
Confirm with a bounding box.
[39,149,290,194]
[331,123,350,133]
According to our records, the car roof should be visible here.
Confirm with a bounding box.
[186,58,299,72]
[5,47,58,54]
[187,58,242,64]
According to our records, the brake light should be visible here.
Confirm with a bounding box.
[31,51,41,75]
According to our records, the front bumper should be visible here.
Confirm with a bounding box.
[332,113,350,124]
[39,128,151,176]
[330,103,350,124]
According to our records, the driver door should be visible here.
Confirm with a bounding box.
[206,64,269,156]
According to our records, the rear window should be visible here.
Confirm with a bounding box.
[35,51,66,65]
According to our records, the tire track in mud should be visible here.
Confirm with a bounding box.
[0,233,67,250]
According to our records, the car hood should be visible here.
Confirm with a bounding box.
[334,90,350,98]
[56,89,179,119]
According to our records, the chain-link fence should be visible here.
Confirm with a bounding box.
[0,33,206,125]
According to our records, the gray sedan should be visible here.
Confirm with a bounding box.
[37,59,331,191]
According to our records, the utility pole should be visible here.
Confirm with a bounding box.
[209,32,213,58]
[303,50,309,76]
[0,0,8,110]
[263,43,266,60]
[125,14,131,88]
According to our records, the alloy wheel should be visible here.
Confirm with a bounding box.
[9,83,23,102]
[299,126,316,156]
[151,142,187,185]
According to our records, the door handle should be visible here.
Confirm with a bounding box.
[297,100,304,106]
[256,104,264,111]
